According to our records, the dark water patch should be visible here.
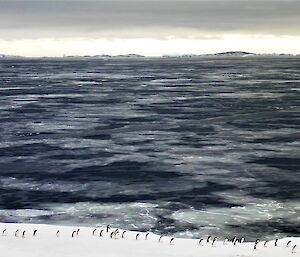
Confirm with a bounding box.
[228,219,300,240]
[46,151,113,160]
[93,123,128,131]
[68,161,184,182]
[0,188,96,209]
[249,157,300,171]
[247,133,300,144]
[83,134,112,140]
[0,143,62,157]
[247,180,300,200]
[152,216,199,236]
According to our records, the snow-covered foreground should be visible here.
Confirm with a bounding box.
[0,223,299,257]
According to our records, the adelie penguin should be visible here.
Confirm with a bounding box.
[56,230,60,237]
[254,239,260,250]
[231,236,237,243]
[292,245,297,253]
[2,229,7,236]
[240,237,245,243]
[223,238,229,245]
[99,230,104,237]
[33,230,37,237]
[287,240,292,247]
[22,231,26,238]
[113,229,119,237]
[199,239,204,246]
[76,229,80,236]
[71,231,77,237]
[106,225,110,233]
[158,235,163,242]
[212,237,217,246]
[122,231,126,239]
[233,238,239,246]
[15,229,19,237]
[135,233,139,240]
[110,231,114,239]
[207,236,211,243]
[92,229,97,236]
[145,233,150,240]
[264,240,268,247]
[274,238,278,246]
[169,238,175,245]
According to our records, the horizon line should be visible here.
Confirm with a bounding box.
[1,51,300,59]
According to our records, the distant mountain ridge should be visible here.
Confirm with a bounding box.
[205,51,255,57]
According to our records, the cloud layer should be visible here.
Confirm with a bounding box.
[0,0,300,39]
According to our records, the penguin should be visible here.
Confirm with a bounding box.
[76,229,80,236]
[240,237,245,243]
[22,230,26,238]
[99,229,104,237]
[33,230,37,237]
[199,239,204,245]
[114,229,119,238]
[122,231,126,239]
[292,245,297,253]
[233,238,238,246]
[170,238,175,245]
[145,233,149,240]
[136,233,139,240]
[223,238,229,245]
[71,231,76,237]
[232,236,237,243]
[110,231,114,239]
[287,241,292,247]
[275,238,278,246]
[207,235,211,243]
[56,230,60,237]
[106,225,110,233]
[254,239,260,250]
[92,229,97,236]
[15,229,19,237]
[158,235,163,242]
[2,229,7,236]
[212,237,217,246]
[264,240,268,247]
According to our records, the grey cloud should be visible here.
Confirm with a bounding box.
[0,0,299,39]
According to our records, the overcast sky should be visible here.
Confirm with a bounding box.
[1,0,300,56]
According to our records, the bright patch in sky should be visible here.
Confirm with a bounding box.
[1,36,300,57]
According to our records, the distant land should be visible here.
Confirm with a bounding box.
[0,52,299,59]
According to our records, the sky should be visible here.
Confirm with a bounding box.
[0,0,300,56]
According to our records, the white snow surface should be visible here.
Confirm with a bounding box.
[0,222,299,257]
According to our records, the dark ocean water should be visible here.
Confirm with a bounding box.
[0,57,299,240]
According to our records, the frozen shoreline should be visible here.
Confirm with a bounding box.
[0,222,298,257]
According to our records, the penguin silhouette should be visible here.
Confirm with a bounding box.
[145,233,149,240]
[199,239,204,245]
[170,238,174,245]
